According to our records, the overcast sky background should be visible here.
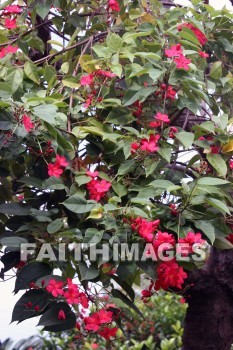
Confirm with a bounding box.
[0,0,232,344]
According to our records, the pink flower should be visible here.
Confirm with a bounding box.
[86,178,111,202]
[210,145,220,154]
[84,309,113,332]
[154,112,170,123]
[155,260,187,290]
[4,5,21,13]
[166,85,177,100]
[58,309,66,320]
[178,23,207,45]
[46,279,64,297]
[169,126,178,139]
[174,54,191,70]
[229,159,233,169]
[198,51,209,58]
[55,154,69,167]
[95,70,116,78]
[63,279,89,307]
[86,170,99,178]
[178,232,205,255]
[22,114,34,132]
[48,163,64,177]
[108,0,120,12]
[91,345,99,350]
[4,18,17,29]
[153,231,175,252]
[130,142,140,154]
[99,327,118,339]
[0,46,18,58]
[140,134,160,153]
[165,44,183,58]
[80,74,94,86]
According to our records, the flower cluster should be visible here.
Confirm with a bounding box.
[86,170,111,202]
[0,45,18,58]
[108,0,120,12]
[2,4,21,30]
[149,112,170,128]
[48,154,69,177]
[84,309,118,339]
[155,259,188,290]
[131,217,160,242]
[156,83,177,100]
[46,278,89,308]
[131,134,160,154]
[165,43,191,71]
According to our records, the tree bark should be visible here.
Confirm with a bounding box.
[182,249,233,350]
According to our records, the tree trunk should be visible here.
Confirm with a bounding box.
[182,248,233,350]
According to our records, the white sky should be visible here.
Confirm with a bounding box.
[0,0,232,344]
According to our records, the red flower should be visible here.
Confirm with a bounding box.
[198,51,209,58]
[178,232,205,254]
[169,126,178,139]
[210,145,220,154]
[86,178,111,201]
[95,70,116,78]
[80,74,94,86]
[46,279,64,297]
[0,46,18,58]
[4,5,21,13]
[131,217,160,242]
[91,345,99,349]
[48,163,63,177]
[99,327,118,339]
[132,100,143,118]
[165,44,183,58]
[153,231,175,252]
[58,309,66,320]
[22,114,34,132]
[174,54,191,70]
[86,170,99,178]
[140,134,160,153]
[226,234,233,244]
[178,23,207,46]
[166,85,177,100]
[34,305,40,312]
[84,309,113,331]
[229,159,233,169]
[108,0,120,12]
[55,154,69,167]
[154,112,170,123]
[155,260,187,290]
[180,298,186,304]
[63,279,89,307]
[130,142,140,154]
[4,18,17,29]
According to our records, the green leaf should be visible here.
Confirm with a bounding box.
[112,289,144,318]
[62,195,97,214]
[38,302,76,331]
[11,289,49,323]
[206,198,230,215]
[193,121,215,134]
[106,107,135,125]
[14,263,52,293]
[149,179,174,188]
[206,153,227,178]
[62,76,80,89]
[106,33,122,51]
[197,177,230,186]
[0,83,12,99]
[175,132,194,148]
[0,203,31,216]
[6,68,23,93]
[118,160,135,175]
[24,62,39,84]
[112,182,127,197]
[33,104,58,124]
[194,220,215,244]
[210,62,222,80]
[36,0,52,19]
[83,228,103,245]
[47,219,63,234]
[79,261,99,281]
[157,146,171,163]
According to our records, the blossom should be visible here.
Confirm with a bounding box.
[154,112,170,123]
[95,70,116,78]
[226,234,233,244]
[48,163,64,177]
[108,0,120,12]
[210,145,220,154]
[84,309,113,331]
[130,142,140,154]
[153,231,175,252]
[86,170,99,178]
[165,44,183,58]
[4,5,21,13]
[46,279,64,297]
[198,51,209,58]
[55,154,69,167]
[58,309,66,320]
[131,217,160,242]
[86,178,111,201]
[99,327,118,339]
[140,134,160,153]
[4,18,17,29]
[166,85,177,100]
[178,232,205,255]
[91,345,99,349]
[22,114,34,132]
[169,126,178,139]
[132,100,143,118]
[0,45,18,58]
[178,23,207,45]
[174,54,191,70]
[63,279,89,307]
[229,159,233,169]
[80,74,94,86]
[155,260,187,290]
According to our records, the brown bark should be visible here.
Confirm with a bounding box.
[182,248,233,350]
